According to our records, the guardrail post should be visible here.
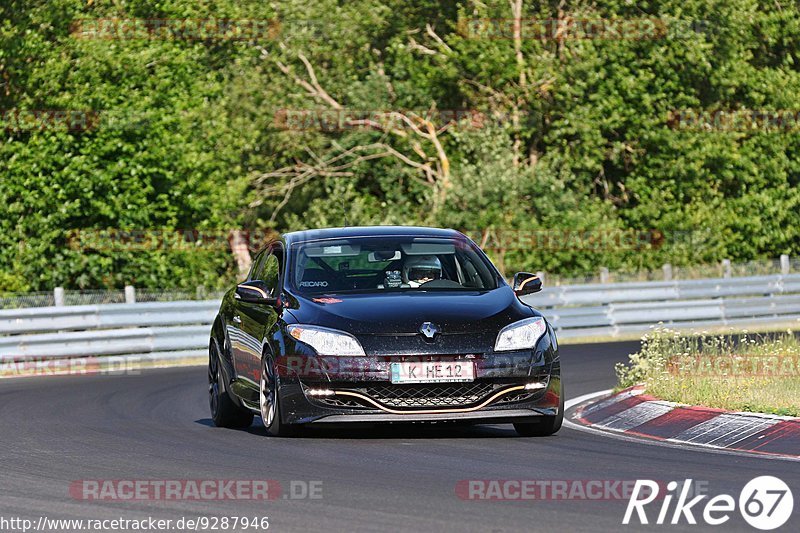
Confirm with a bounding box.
[196,285,207,300]
[54,287,64,307]
[124,285,136,304]
[780,254,790,274]
[722,259,731,278]
[599,267,609,284]
[536,271,545,287]
[662,263,673,281]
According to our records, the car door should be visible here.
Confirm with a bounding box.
[232,245,283,393]
[227,250,265,382]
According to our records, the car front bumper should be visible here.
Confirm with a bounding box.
[274,353,561,425]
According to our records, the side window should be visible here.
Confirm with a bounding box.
[461,258,484,288]
[272,245,284,279]
[247,251,266,281]
[260,254,280,296]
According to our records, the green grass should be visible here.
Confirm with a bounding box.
[615,326,800,416]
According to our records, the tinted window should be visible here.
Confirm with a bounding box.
[289,236,499,295]
[248,251,267,281]
[260,254,280,296]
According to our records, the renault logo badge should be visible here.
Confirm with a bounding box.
[419,322,439,339]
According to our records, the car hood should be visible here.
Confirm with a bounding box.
[285,288,536,336]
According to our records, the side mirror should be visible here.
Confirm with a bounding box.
[512,272,542,296]
[235,281,278,305]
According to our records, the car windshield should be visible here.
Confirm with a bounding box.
[289,235,500,295]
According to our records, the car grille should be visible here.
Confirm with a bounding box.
[358,382,500,408]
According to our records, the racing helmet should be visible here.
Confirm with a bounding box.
[403,255,442,284]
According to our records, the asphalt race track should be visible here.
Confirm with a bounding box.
[1,341,798,532]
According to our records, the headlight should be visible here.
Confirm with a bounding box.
[494,317,547,352]
[286,325,366,356]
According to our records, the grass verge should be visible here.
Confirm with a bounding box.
[615,326,800,417]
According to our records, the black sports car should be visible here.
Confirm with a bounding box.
[208,226,562,437]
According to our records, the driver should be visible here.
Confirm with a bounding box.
[403,255,442,287]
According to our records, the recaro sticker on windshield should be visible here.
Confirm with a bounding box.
[299,281,328,287]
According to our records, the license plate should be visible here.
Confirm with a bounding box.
[390,361,475,384]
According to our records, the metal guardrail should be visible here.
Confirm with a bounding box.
[0,301,218,335]
[522,273,800,338]
[0,287,227,310]
[1,273,800,361]
[0,301,217,360]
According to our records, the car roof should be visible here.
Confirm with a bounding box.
[283,226,465,245]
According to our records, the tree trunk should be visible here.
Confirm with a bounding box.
[229,230,252,279]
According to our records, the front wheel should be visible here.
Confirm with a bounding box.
[514,387,564,437]
[260,355,297,437]
[209,341,254,429]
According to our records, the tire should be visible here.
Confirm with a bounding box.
[514,386,564,437]
[209,340,254,429]
[260,355,297,437]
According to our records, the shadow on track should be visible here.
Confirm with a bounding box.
[194,417,558,440]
